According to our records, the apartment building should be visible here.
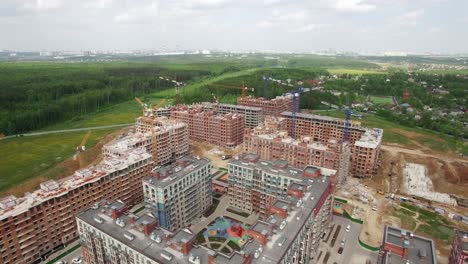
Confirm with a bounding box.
[77,201,198,264]
[238,95,297,116]
[119,116,189,165]
[280,111,383,178]
[377,225,437,264]
[0,147,153,264]
[227,153,335,218]
[449,230,468,264]
[170,105,244,148]
[216,103,263,128]
[243,125,345,171]
[143,156,212,232]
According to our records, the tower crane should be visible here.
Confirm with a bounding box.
[134,97,147,115]
[76,131,91,152]
[159,76,185,106]
[290,81,304,139]
[262,75,269,99]
[151,99,167,165]
[343,108,352,142]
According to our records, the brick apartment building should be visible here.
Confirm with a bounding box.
[280,111,383,178]
[243,118,347,171]
[449,229,468,264]
[237,94,297,116]
[153,102,264,129]
[377,225,437,264]
[0,147,153,264]
[143,156,212,232]
[170,105,245,148]
[227,153,336,219]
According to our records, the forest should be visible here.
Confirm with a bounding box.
[0,62,213,135]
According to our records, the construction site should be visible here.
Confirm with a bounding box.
[1,77,467,264]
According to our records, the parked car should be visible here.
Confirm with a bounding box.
[340,238,346,246]
[72,257,83,264]
[338,247,344,254]
[345,225,351,232]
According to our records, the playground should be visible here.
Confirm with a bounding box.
[199,217,250,254]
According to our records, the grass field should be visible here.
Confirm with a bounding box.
[0,129,114,193]
[369,96,393,105]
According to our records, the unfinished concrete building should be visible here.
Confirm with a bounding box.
[280,111,383,178]
[130,116,190,165]
[238,94,297,116]
[0,145,153,264]
[170,105,245,148]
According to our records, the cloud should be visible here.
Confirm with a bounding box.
[395,8,425,26]
[428,26,441,33]
[114,1,159,24]
[291,23,331,33]
[332,0,376,12]
[84,0,113,9]
[22,0,64,11]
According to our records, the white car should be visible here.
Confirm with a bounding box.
[372,205,377,211]
[345,225,351,232]
[72,257,83,264]
[341,238,346,246]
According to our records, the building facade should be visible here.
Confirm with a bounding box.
[449,230,468,264]
[238,95,296,117]
[143,156,212,232]
[170,105,245,148]
[280,111,383,178]
[0,147,153,264]
[111,116,189,166]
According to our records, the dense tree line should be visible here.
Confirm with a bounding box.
[0,63,212,135]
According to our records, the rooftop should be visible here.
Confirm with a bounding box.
[144,156,211,188]
[281,111,364,130]
[0,145,152,221]
[383,226,437,264]
[354,128,383,149]
[230,153,337,180]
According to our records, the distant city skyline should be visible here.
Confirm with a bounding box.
[0,0,467,53]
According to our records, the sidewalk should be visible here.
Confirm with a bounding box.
[43,240,81,264]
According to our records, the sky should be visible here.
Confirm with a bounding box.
[0,0,467,53]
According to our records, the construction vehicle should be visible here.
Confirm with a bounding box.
[76,131,91,152]
[208,82,254,98]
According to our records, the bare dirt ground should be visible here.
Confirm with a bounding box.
[1,129,126,197]
[190,141,243,168]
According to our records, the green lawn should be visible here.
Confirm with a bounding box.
[369,96,393,105]
[38,100,143,131]
[0,129,114,193]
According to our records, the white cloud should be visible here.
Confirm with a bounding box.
[428,26,441,33]
[333,0,376,12]
[291,23,331,33]
[395,8,425,26]
[114,1,159,24]
[84,0,113,9]
[22,0,64,11]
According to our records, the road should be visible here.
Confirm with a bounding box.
[315,216,378,264]
[1,124,133,140]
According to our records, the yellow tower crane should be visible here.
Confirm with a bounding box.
[207,82,254,99]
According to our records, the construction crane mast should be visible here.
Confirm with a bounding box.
[151,99,167,165]
[159,76,185,106]
[290,81,304,139]
[343,108,352,142]
[134,97,147,115]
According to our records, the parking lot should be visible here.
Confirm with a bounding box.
[314,216,378,264]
